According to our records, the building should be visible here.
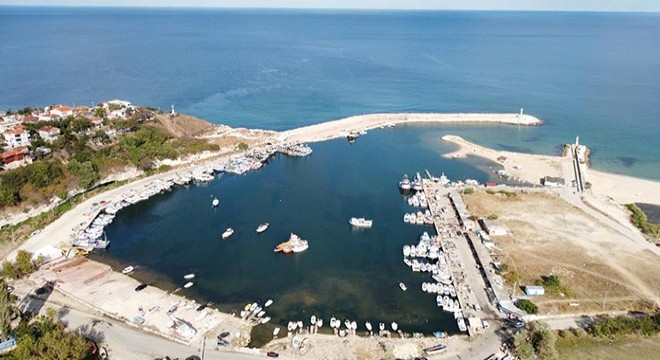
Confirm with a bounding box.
[543,176,565,187]
[0,146,30,169]
[38,126,61,142]
[49,105,74,118]
[479,219,508,236]
[485,182,497,188]
[524,285,545,296]
[3,126,30,149]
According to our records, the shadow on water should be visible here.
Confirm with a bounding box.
[96,126,505,339]
[635,203,660,224]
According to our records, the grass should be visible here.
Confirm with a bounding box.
[556,334,660,360]
[625,203,660,239]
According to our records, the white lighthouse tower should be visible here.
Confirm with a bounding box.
[170,104,177,118]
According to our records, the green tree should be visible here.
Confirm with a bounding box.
[514,321,557,360]
[0,280,15,337]
[67,159,99,189]
[15,250,35,276]
[237,142,249,151]
[1,261,18,279]
[515,299,539,314]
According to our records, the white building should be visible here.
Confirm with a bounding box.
[38,125,61,142]
[49,105,74,118]
[3,126,31,149]
[524,285,545,296]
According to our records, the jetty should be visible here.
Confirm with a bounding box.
[279,113,543,144]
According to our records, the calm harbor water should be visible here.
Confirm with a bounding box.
[1,8,660,179]
[97,126,498,334]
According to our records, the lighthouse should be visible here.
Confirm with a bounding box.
[170,104,177,117]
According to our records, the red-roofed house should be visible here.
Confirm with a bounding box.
[50,105,73,118]
[38,125,61,142]
[0,146,30,169]
[3,125,31,149]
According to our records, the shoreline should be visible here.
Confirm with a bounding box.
[4,111,659,357]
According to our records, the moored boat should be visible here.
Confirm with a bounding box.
[184,282,194,288]
[256,223,270,234]
[399,282,407,291]
[184,273,195,280]
[265,299,273,307]
[399,174,412,191]
[349,217,373,228]
[212,198,220,207]
[122,266,134,274]
[222,228,234,239]
[274,233,309,254]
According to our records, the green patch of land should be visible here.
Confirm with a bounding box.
[556,334,660,360]
[626,204,660,239]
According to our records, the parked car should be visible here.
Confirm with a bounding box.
[217,331,230,339]
[267,352,279,358]
[216,339,230,347]
[135,283,147,292]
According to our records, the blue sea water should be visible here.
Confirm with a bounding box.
[1,7,660,179]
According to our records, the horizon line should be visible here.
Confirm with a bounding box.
[0,5,659,14]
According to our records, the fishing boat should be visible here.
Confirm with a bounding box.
[212,198,220,207]
[222,228,234,239]
[256,223,270,234]
[265,299,273,307]
[399,282,407,291]
[274,233,309,254]
[349,217,373,228]
[184,273,195,280]
[412,172,423,191]
[184,282,194,288]
[122,266,134,274]
[399,174,412,191]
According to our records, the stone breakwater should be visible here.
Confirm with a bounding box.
[278,113,543,144]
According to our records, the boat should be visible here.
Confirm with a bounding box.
[349,217,373,228]
[330,317,337,328]
[344,320,351,329]
[249,303,257,312]
[274,233,309,254]
[311,315,317,325]
[412,172,423,191]
[424,343,447,355]
[256,223,270,234]
[222,228,234,239]
[379,322,385,331]
[261,316,271,324]
[317,319,323,328]
[212,198,220,207]
[122,266,134,274]
[184,282,194,288]
[258,311,266,318]
[399,282,407,291]
[365,322,372,331]
[273,327,280,336]
[457,317,467,332]
[399,174,412,191]
[184,273,195,280]
[391,322,398,331]
[264,299,273,307]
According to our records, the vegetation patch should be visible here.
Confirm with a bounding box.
[515,299,539,314]
[537,274,572,297]
[514,321,557,359]
[625,204,660,239]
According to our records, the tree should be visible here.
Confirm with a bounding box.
[515,299,539,314]
[237,142,249,151]
[1,261,18,279]
[0,280,15,337]
[15,250,35,276]
[67,159,99,189]
[514,321,557,360]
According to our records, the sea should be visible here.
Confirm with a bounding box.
[2,7,660,337]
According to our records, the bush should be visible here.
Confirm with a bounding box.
[516,299,539,314]
[237,142,249,151]
[514,321,557,360]
[0,250,38,279]
[538,274,572,296]
[487,214,498,220]
[570,327,586,337]
[588,314,659,337]
[463,188,474,195]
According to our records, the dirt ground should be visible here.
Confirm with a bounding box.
[153,113,220,137]
[463,190,660,314]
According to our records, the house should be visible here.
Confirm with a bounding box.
[49,105,74,118]
[485,182,497,188]
[23,115,39,123]
[0,146,30,169]
[479,219,508,236]
[524,285,545,296]
[3,126,30,149]
[38,125,61,142]
[38,113,58,122]
[543,176,565,187]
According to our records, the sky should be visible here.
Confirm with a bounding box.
[1,0,659,12]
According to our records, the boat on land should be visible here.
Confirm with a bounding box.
[212,197,220,207]
[399,282,407,291]
[274,233,309,254]
[399,174,412,191]
[424,343,447,355]
[184,273,195,280]
[256,223,270,233]
[222,228,234,239]
[122,266,134,274]
[349,217,373,227]
[184,282,194,288]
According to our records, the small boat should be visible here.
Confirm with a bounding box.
[349,217,373,228]
[351,321,357,330]
[256,223,270,234]
[399,282,407,291]
[257,311,266,318]
[311,315,317,325]
[274,233,309,254]
[184,273,195,280]
[249,302,257,312]
[344,319,351,329]
[265,299,273,307]
[330,317,337,328]
[412,172,423,191]
[317,319,323,327]
[212,198,220,207]
[261,316,271,324]
[399,174,412,191]
[273,327,280,336]
[122,266,134,274]
[184,282,194,288]
[391,322,398,331]
[424,343,447,355]
[222,228,234,239]
[244,303,251,311]
[379,322,385,331]
[365,322,372,331]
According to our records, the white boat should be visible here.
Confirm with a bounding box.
[265,299,273,307]
[184,273,195,280]
[222,228,234,239]
[274,233,309,253]
[184,282,194,288]
[365,322,372,331]
[379,322,385,331]
[249,303,257,312]
[399,174,412,191]
[256,223,270,234]
[212,198,220,207]
[257,311,266,318]
[122,266,134,274]
[412,172,423,191]
[317,319,323,328]
[330,317,337,328]
[273,327,280,336]
[261,316,271,324]
[391,322,398,331]
[349,217,373,228]
[311,315,317,325]
[399,282,407,291]
[344,320,351,329]
[351,321,357,330]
